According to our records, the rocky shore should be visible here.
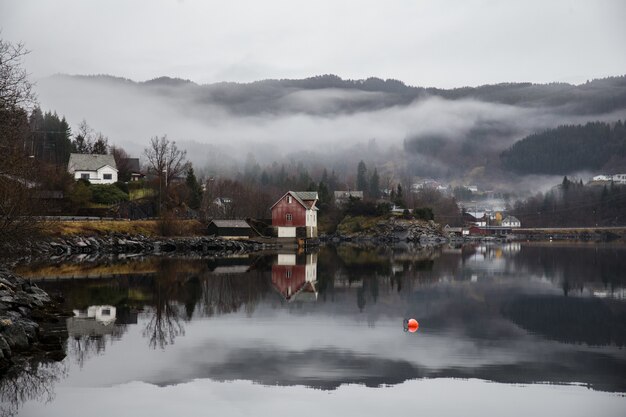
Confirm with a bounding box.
[20,234,270,260]
[326,216,448,245]
[0,268,68,374]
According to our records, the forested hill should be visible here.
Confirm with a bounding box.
[500,121,626,175]
[44,74,626,116]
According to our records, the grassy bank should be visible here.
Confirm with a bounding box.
[43,219,206,238]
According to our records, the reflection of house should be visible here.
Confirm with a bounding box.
[207,219,253,239]
[68,153,118,184]
[73,305,117,324]
[502,216,521,228]
[271,253,318,301]
[271,191,319,238]
[67,305,118,337]
[334,190,363,206]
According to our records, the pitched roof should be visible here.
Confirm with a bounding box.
[68,153,117,172]
[293,191,318,201]
[271,191,319,211]
[209,219,251,228]
[503,216,520,223]
[123,158,140,173]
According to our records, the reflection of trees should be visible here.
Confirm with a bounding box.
[143,260,188,349]
[67,325,126,368]
[502,295,626,346]
[201,270,269,317]
[0,360,67,417]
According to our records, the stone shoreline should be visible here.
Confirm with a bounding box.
[0,268,68,374]
[18,234,272,260]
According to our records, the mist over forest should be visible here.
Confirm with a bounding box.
[36,73,626,195]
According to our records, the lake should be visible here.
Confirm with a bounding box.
[3,242,626,417]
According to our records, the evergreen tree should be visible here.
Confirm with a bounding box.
[185,166,203,210]
[369,168,380,199]
[357,160,368,192]
[91,133,109,155]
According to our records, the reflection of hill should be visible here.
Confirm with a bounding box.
[509,245,626,286]
[502,295,626,347]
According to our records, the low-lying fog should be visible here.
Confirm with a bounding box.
[36,74,626,193]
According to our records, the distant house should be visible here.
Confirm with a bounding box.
[213,197,233,213]
[68,153,118,184]
[271,191,319,238]
[502,216,521,228]
[207,219,253,239]
[123,158,144,181]
[411,179,449,194]
[464,211,487,227]
[334,190,363,206]
[614,174,626,185]
[590,174,626,185]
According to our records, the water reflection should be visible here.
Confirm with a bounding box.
[6,242,626,412]
[0,361,67,417]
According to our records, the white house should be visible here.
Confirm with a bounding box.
[68,153,118,184]
[614,174,626,185]
[334,190,363,206]
[502,216,521,228]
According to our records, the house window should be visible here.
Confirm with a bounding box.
[103,174,112,180]
[80,173,89,180]
[102,309,111,316]
[286,270,292,278]
[287,196,292,204]
[286,213,293,221]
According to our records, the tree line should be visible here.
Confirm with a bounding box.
[511,177,626,227]
[500,121,626,175]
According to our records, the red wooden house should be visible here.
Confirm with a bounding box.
[271,191,319,238]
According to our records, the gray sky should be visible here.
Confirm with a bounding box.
[1,0,625,87]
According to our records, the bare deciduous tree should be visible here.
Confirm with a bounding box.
[0,37,35,110]
[144,135,189,185]
[0,37,46,247]
[144,135,190,213]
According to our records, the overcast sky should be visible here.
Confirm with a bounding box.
[1,0,625,88]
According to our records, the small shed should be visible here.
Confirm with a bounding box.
[207,219,252,239]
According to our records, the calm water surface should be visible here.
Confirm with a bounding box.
[4,243,626,417]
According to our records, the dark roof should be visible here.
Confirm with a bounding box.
[123,158,140,173]
[68,153,117,172]
[209,220,251,228]
[293,191,318,201]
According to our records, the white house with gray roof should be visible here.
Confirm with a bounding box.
[68,153,118,184]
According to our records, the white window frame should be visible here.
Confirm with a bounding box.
[286,213,293,221]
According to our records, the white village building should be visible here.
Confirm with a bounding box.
[68,153,118,184]
[502,216,521,228]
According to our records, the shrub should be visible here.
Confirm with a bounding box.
[413,207,434,221]
[90,184,129,205]
[113,181,129,194]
